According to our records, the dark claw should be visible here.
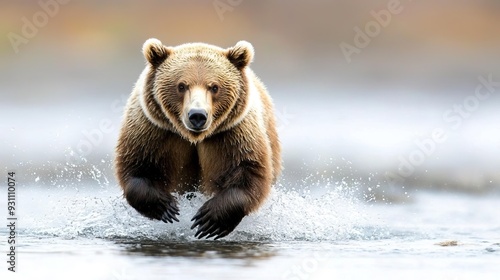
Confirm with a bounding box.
[171,215,179,222]
[196,224,218,239]
[196,229,212,239]
[191,219,203,230]
[191,210,209,229]
[195,222,215,237]
[160,202,179,223]
[170,206,180,214]
[194,225,203,238]
[166,208,179,218]
[190,211,200,221]
[205,228,223,239]
[214,230,230,240]
[191,208,208,222]
[161,213,173,223]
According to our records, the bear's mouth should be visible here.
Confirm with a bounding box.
[181,118,210,133]
[182,108,211,133]
[186,126,207,133]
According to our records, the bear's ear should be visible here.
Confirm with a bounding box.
[143,38,171,67]
[226,41,254,70]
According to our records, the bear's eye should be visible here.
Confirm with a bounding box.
[178,83,187,93]
[209,85,219,94]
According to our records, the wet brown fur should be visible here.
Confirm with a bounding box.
[114,39,281,239]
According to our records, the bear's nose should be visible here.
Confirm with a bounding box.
[188,108,207,129]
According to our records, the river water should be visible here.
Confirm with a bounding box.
[1,183,499,280]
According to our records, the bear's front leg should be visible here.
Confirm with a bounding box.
[191,160,272,240]
[116,113,200,224]
[124,177,180,223]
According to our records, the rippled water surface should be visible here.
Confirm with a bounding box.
[1,185,499,280]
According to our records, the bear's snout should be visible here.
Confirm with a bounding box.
[188,108,208,130]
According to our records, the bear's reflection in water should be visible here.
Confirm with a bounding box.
[115,239,277,260]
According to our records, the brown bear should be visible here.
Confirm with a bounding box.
[114,38,281,240]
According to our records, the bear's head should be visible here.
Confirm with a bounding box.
[140,38,255,143]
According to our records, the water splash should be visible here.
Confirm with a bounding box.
[20,183,373,242]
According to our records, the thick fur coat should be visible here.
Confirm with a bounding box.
[115,39,281,239]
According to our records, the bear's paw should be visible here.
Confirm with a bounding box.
[124,177,180,223]
[190,188,247,240]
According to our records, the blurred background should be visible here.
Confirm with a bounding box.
[1,0,500,200]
